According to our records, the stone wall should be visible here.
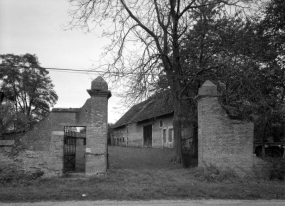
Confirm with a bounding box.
[0,131,64,178]
[20,111,77,151]
[197,80,254,176]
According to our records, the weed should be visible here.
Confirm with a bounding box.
[0,167,44,187]
[0,147,284,202]
[266,158,285,181]
[191,165,240,182]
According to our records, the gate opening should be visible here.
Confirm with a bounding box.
[64,126,86,173]
[143,125,152,147]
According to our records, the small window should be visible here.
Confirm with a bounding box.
[126,126,129,133]
[159,120,163,127]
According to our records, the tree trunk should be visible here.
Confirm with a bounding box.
[171,80,184,165]
[192,125,198,158]
[262,119,268,158]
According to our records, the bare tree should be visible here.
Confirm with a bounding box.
[67,0,256,163]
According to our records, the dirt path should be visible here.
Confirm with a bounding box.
[108,146,196,170]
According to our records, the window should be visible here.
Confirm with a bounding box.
[162,129,167,143]
[168,128,173,142]
[159,120,163,127]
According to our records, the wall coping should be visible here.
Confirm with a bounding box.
[194,94,222,101]
[52,108,80,113]
[87,90,112,99]
[60,123,88,127]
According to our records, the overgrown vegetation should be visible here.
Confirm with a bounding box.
[191,165,241,183]
[266,158,285,181]
[0,168,284,202]
[0,167,44,187]
[0,147,284,202]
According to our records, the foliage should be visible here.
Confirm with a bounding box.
[0,101,16,137]
[0,167,44,187]
[191,165,240,183]
[267,158,285,181]
[178,0,285,135]
[0,54,58,131]
[262,0,285,57]
[215,0,285,148]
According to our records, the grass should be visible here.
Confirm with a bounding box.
[0,146,284,202]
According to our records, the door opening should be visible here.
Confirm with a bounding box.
[143,125,152,147]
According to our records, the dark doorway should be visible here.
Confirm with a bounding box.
[143,125,152,147]
[63,126,86,173]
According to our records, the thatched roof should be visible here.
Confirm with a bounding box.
[113,92,173,128]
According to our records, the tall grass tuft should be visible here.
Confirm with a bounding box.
[191,165,240,182]
[0,167,44,187]
[266,158,285,181]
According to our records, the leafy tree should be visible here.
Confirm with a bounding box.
[262,0,285,58]
[0,54,58,131]
[67,0,254,164]
[0,101,16,137]
[181,0,285,158]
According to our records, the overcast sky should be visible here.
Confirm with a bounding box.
[0,0,127,123]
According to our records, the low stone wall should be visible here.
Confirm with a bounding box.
[0,131,64,178]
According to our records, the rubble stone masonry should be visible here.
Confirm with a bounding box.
[197,80,254,177]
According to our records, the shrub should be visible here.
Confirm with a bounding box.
[0,167,44,186]
[267,158,285,181]
[191,165,240,182]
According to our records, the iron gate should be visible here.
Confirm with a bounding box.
[63,128,77,172]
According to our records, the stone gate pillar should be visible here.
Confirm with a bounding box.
[196,80,254,176]
[85,76,111,175]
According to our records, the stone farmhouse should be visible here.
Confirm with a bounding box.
[0,77,111,177]
[112,93,193,150]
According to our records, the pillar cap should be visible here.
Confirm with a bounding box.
[87,76,111,98]
[91,76,108,91]
[199,80,218,96]
[195,80,221,101]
